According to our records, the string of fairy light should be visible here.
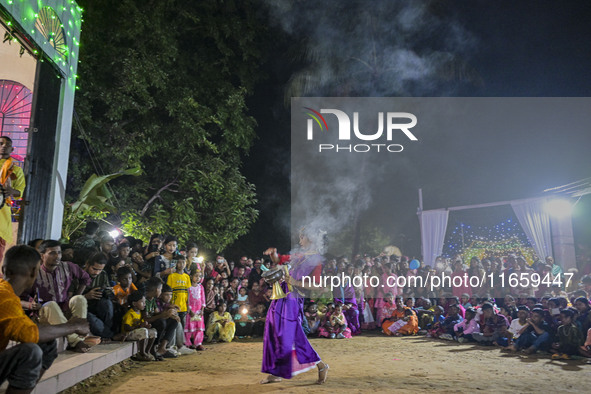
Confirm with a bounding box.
[443,218,537,264]
[1,0,82,222]
[0,0,82,85]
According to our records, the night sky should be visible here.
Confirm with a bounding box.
[231,0,591,259]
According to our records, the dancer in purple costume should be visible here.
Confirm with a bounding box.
[260,231,329,385]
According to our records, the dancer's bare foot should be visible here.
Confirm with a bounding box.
[260,374,282,384]
[317,362,329,385]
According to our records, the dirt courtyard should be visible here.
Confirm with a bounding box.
[70,334,591,393]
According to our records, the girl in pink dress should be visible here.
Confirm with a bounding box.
[185,270,206,350]
[317,304,352,339]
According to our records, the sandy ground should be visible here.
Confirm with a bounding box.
[65,333,591,394]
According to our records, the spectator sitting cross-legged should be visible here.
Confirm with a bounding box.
[438,304,464,341]
[507,306,530,344]
[381,296,407,335]
[25,240,94,353]
[551,309,584,360]
[507,308,552,354]
[82,252,118,340]
[471,302,509,347]
[453,307,480,343]
[206,302,235,343]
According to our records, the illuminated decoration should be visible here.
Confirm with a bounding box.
[35,6,67,60]
[443,218,537,265]
[0,80,32,164]
[0,0,82,80]
[0,80,31,221]
[1,0,82,239]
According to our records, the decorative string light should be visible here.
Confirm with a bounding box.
[2,0,81,223]
[1,0,82,84]
[443,218,536,264]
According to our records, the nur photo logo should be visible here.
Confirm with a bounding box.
[304,107,419,153]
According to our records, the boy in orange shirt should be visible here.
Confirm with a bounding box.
[113,266,137,306]
[1,245,89,392]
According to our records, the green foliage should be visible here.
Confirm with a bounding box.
[72,0,264,251]
[120,210,165,244]
[62,168,141,241]
[121,162,257,251]
[71,167,142,213]
[62,203,108,243]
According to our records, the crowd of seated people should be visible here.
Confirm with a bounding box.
[1,223,279,365]
[3,220,591,391]
[301,251,591,360]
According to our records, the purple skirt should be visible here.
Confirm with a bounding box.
[261,289,320,379]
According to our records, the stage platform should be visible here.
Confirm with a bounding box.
[1,341,137,394]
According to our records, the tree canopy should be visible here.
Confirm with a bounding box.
[70,0,266,250]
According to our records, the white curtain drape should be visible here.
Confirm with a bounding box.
[511,199,553,260]
[420,209,449,266]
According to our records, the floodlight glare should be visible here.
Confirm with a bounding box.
[544,199,573,219]
[108,229,121,238]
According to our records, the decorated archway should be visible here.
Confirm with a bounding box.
[0,79,32,163]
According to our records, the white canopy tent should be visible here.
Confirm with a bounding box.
[418,191,576,270]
